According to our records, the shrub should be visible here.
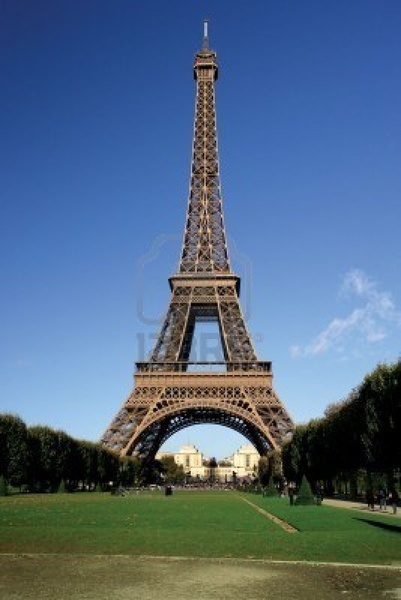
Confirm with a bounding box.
[295,475,315,505]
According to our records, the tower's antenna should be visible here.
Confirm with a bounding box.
[203,19,209,50]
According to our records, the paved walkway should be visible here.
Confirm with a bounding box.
[324,497,401,518]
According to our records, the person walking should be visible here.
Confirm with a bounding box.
[389,489,399,515]
[378,488,387,510]
[366,489,375,510]
[288,484,295,506]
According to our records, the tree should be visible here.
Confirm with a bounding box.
[281,439,296,483]
[27,426,61,491]
[0,414,28,487]
[139,458,164,485]
[159,455,185,484]
[282,360,400,498]
[26,426,85,491]
[360,362,401,479]
[119,456,142,487]
[96,445,119,487]
[264,477,278,497]
[295,475,315,505]
[0,413,158,492]
[56,430,79,487]
[0,475,8,496]
[258,456,270,486]
[282,424,310,483]
[57,479,68,493]
[258,450,283,487]
[78,441,99,488]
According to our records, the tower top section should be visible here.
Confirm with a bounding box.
[179,20,229,274]
[194,19,218,81]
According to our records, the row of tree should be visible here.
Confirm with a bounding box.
[279,360,401,496]
[0,414,144,492]
[2,360,399,495]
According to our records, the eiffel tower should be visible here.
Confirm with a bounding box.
[102,22,294,459]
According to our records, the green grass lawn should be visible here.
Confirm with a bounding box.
[0,490,400,565]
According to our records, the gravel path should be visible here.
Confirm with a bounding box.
[323,498,401,517]
[1,554,400,600]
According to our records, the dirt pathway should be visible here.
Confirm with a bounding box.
[324,498,401,517]
[1,554,400,600]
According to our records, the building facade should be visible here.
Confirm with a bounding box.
[156,443,260,483]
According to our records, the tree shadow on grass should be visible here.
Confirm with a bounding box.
[354,518,401,534]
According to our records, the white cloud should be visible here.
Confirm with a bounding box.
[340,269,374,297]
[291,269,401,358]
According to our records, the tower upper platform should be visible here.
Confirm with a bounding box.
[194,21,218,81]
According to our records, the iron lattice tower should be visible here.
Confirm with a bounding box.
[102,23,294,459]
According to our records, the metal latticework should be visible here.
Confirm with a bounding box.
[149,278,257,365]
[179,40,229,274]
[102,25,294,459]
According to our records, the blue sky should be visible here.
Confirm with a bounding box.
[1,1,400,459]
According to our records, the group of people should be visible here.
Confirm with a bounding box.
[366,487,399,514]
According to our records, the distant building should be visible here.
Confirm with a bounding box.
[156,443,260,483]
